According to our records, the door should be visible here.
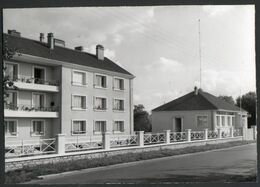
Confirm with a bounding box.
[34,67,45,84]
[33,93,45,109]
[175,118,183,132]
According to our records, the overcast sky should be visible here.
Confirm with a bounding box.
[3,5,255,112]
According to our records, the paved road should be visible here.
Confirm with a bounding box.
[28,143,257,184]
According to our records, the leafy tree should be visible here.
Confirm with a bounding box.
[3,35,19,103]
[218,95,235,105]
[236,92,256,128]
[134,104,152,132]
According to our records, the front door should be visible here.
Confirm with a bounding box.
[175,118,182,132]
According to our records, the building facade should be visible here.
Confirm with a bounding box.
[4,30,135,142]
[152,87,249,133]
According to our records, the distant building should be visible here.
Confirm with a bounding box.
[151,87,248,132]
[4,30,135,141]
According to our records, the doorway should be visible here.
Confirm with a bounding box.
[34,67,45,84]
[175,117,183,132]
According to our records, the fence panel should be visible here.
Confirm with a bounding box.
[191,131,204,141]
[65,136,103,152]
[144,133,165,145]
[233,129,242,137]
[170,132,187,142]
[110,135,138,148]
[5,138,56,158]
[208,130,218,139]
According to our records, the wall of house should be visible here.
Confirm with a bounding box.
[61,66,133,138]
[5,118,53,141]
[151,110,214,132]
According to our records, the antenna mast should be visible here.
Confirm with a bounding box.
[198,18,202,89]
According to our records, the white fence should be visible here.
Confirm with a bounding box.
[5,127,247,158]
[65,136,103,152]
[5,138,56,158]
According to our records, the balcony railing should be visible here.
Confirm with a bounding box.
[4,104,59,112]
[10,75,59,86]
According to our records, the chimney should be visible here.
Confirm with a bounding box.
[40,33,44,42]
[194,86,199,95]
[96,44,104,60]
[75,46,84,52]
[8,29,21,37]
[47,33,54,50]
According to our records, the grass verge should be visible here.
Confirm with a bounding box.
[5,140,256,184]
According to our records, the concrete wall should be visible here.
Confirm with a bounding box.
[152,110,214,132]
[61,66,133,138]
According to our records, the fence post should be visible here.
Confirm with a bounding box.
[217,128,222,139]
[102,132,111,150]
[137,131,144,147]
[164,130,171,144]
[55,134,66,155]
[252,126,257,140]
[230,127,234,138]
[204,129,208,140]
[242,127,247,140]
[186,129,191,142]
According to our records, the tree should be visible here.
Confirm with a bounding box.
[3,35,19,103]
[236,92,256,128]
[134,104,152,132]
[218,95,235,105]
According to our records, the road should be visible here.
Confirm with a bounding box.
[28,143,257,184]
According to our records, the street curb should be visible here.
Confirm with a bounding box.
[35,142,256,181]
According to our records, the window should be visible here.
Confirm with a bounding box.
[72,95,86,109]
[113,99,124,111]
[95,75,107,88]
[216,116,220,127]
[94,97,107,110]
[114,78,124,90]
[113,121,124,132]
[31,121,44,136]
[227,116,231,126]
[5,120,18,137]
[72,71,86,85]
[94,121,106,133]
[5,91,17,110]
[232,116,235,126]
[221,116,225,126]
[197,116,208,127]
[72,120,86,135]
[32,93,45,108]
[5,63,18,80]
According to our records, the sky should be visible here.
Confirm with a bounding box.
[3,5,255,112]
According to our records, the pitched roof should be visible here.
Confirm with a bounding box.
[4,33,133,76]
[152,89,246,112]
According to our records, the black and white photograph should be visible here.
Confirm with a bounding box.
[2,3,257,184]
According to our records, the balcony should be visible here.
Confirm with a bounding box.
[11,75,59,92]
[4,104,59,118]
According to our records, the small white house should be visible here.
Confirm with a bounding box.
[152,87,249,133]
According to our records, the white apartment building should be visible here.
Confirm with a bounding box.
[4,30,135,141]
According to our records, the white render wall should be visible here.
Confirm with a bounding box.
[4,57,134,140]
[61,66,133,137]
[152,110,214,132]
[152,110,248,133]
